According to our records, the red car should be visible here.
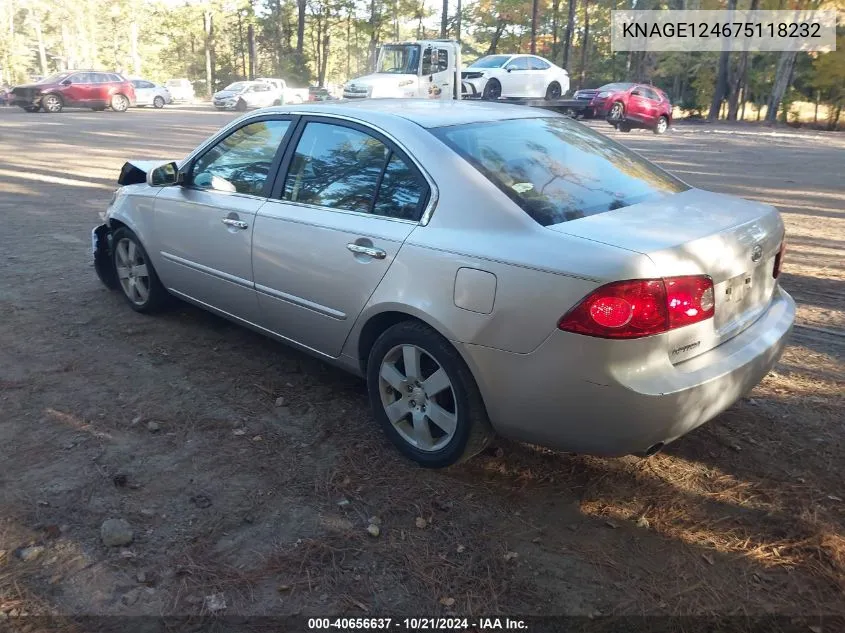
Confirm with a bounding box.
[11,71,136,113]
[575,82,671,134]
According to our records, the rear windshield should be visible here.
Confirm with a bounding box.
[432,117,688,226]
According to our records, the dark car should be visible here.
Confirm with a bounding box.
[11,71,136,113]
[575,82,672,134]
[308,86,334,102]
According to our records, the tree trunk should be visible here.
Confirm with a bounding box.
[32,13,48,76]
[530,0,539,54]
[578,0,590,89]
[487,19,506,55]
[204,11,215,97]
[369,0,380,70]
[237,13,247,77]
[551,0,560,61]
[765,50,797,123]
[728,0,757,120]
[456,0,461,42]
[296,0,306,55]
[130,21,141,77]
[319,31,330,86]
[440,0,447,38]
[708,0,736,121]
[562,0,577,69]
[248,24,256,79]
[347,10,352,78]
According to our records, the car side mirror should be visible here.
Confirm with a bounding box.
[61,79,72,86]
[506,68,513,73]
[147,161,182,187]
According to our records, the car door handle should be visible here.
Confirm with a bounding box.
[221,218,249,230]
[347,243,386,259]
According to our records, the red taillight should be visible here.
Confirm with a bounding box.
[558,275,714,339]
[773,240,786,279]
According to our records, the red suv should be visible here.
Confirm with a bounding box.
[11,71,136,113]
[578,82,671,134]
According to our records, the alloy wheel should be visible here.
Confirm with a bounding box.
[115,238,150,306]
[378,344,458,452]
[609,102,624,120]
[43,95,62,113]
[112,95,129,112]
[153,96,164,108]
[656,116,668,134]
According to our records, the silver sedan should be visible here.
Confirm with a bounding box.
[92,100,794,468]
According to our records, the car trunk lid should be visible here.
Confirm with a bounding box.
[547,188,784,362]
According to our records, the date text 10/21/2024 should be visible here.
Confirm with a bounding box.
[307,618,529,630]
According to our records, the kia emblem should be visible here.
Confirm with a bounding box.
[751,244,763,262]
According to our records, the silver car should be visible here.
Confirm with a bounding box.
[213,81,280,111]
[130,79,171,108]
[91,100,794,468]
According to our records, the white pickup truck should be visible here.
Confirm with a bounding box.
[343,39,462,100]
[255,78,308,105]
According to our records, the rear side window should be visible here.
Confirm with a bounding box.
[528,57,550,70]
[642,87,660,101]
[432,117,688,226]
[283,121,427,220]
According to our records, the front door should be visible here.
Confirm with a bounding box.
[627,87,654,124]
[153,117,294,323]
[252,117,431,356]
[502,56,531,97]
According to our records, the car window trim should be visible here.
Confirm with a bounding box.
[269,114,431,224]
[181,114,299,199]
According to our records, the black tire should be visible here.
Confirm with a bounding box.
[236,99,247,112]
[482,79,501,101]
[607,101,624,122]
[153,96,165,109]
[41,93,63,113]
[654,115,669,135]
[111,94,129,112]
[545,81,562,101]
[366,321,493,468]
[111,227,169,313]
[619,122,632,133]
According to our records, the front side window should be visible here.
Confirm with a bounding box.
[432,117,688,227]
[642,87,660,101]
[190,119,291,196]
[506,57,530,71]
[283,122,427,220]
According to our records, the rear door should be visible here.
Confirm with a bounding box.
[153,116,296,323]
[252,117,430,356]
[526,56,551,95]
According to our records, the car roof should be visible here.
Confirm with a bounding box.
[267,99,554,129]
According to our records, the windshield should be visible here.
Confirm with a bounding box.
[468,55,511,69]
[224,82,247,92]
[432,117,688,227]
[376,45,420,74]
[598,83,634,92]
[38,72,72,84]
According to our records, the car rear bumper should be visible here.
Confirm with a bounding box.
[459,286,795,456]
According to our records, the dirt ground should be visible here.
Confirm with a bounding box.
[0,105,843,622]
